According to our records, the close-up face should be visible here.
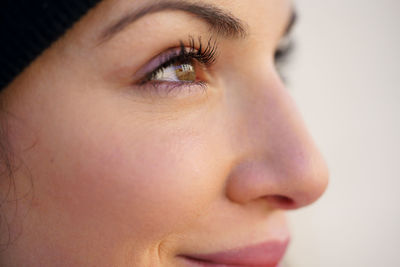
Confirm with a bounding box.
[0,0,329,266]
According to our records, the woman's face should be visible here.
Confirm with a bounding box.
[1,0,329,266]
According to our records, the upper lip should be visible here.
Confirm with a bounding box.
[180,238,290,266]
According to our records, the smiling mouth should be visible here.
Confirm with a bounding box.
[178,239,289,267]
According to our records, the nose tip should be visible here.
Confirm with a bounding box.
[282,152,330,209]
[225,152,329,210]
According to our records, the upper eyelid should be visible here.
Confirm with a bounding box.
[140,51,188,83]
[131,47,184,82]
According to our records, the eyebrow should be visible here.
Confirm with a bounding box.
[98,1,248,43]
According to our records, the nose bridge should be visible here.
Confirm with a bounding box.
[239,74,311,159]
[226,73,329,209]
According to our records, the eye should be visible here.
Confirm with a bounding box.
[274,35,296,82]
[137,37,218,95]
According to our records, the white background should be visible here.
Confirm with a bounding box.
[284,1,400,266]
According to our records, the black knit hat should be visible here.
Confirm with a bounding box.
[0,0,103,90]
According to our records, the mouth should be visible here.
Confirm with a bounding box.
[178,239,289,267]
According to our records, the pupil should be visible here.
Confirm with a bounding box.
[174,63,196,81]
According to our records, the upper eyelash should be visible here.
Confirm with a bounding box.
[188,36,218,66]
[142,36,218,83]
[274,36,295,64]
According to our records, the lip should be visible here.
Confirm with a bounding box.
[179,238,290,267]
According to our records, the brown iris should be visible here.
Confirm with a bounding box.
[174,63,196,82]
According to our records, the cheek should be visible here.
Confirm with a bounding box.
[44,122,220,245]
[8,76,233,256]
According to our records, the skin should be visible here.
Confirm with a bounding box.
[0,0,329,266]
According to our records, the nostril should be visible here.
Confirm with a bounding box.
[263,195,296,209]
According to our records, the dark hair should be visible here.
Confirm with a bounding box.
[0,94,15,250]
[0,95,34,252]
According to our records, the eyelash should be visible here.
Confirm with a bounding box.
[139,36,218,86]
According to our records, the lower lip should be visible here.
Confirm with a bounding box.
[179,239,289,267]
[181,257,283,267]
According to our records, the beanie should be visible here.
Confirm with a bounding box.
[0,0,103,90]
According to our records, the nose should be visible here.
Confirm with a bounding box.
[225,73,329,210]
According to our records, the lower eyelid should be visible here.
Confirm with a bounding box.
[134,81,208,99]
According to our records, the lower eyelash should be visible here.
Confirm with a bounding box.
[138,80,208,98]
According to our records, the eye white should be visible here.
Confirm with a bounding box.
[153,63,195,82]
